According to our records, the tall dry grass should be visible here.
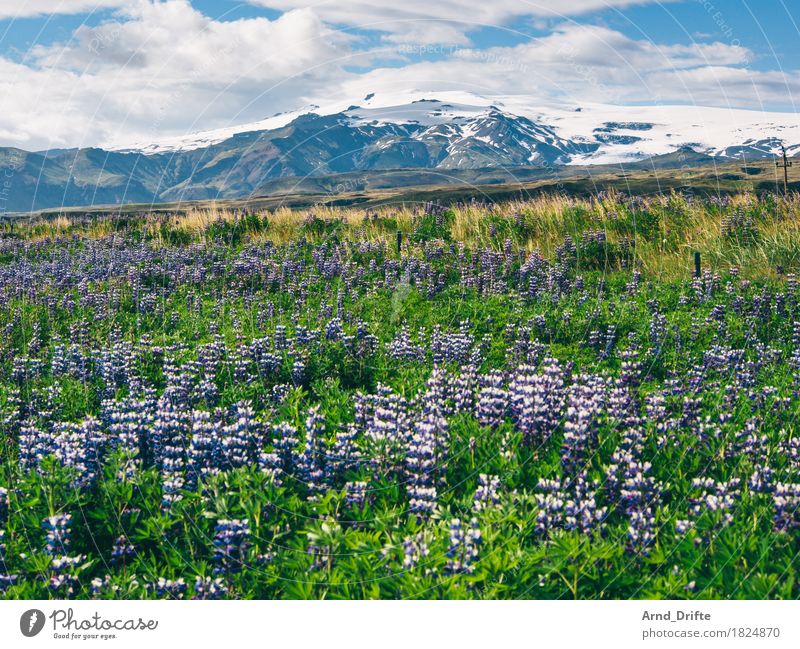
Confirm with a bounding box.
[12,191,800,279]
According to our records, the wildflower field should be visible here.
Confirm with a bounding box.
[3,191,800,599]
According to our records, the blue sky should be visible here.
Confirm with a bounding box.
[0,0,796,149]
[4,1,795,68]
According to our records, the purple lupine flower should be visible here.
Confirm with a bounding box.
[145,577,187,599]
[192,374,219,408]
[103,396,154,461]
[270,383,290,405]
[453,363,478,415]
[773,483,800,532]
[473,474,501,511]
[296,406,328,499]
[535,479,565,534]
[220,402,261,470]
[363,386,410,476]
[509,358,565,445]
[444,518,481,574]
[257,450,283,484]
[405,414,447,519]
[272,421,299,475]
[476,370,508,428]
[44,514,73,557]
[431,321,474,365]
[43,515,86,599]
[324,317,344,341]
[327,424,361,481]
[344,481,368,508]
[626,507,656,551]
[564,473,608,534]
[193,576,229,600]
[749,465,773,494]
[212,519,251,575]
[291,359,305,385]
[689,477,741,530]
[388,325,425,361]
[644,391,678,440]
[601,324,617,359]
[110,535,135,566]
[400,533,431,572]
[561,374,607,475]
[152,396,190,508]
[89,575,119,598]
[23,417,108,489]
[186,409,221,486]
[605,414,662,553]
[17,419,49,472]
[618,334,643,386]
[649,311,668,352]
[418,366,454,417]
[49,556,85,598]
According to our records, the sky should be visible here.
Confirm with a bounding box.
[0,0,797,150]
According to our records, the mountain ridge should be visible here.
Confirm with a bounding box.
[2,91,799,212]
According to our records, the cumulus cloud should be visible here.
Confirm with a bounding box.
[247,0,681,43]
[323,24,794,111]
[648,66,800,110]
[0,0,349,149]
[0,0,126,20]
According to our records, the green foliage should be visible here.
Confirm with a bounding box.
[206,213,268,245]
[157,223,193,246]
[301,215,344,240]
[412,209,454,242]
[3,193,800,600]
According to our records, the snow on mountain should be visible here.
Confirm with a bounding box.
[106,90,800,165]
[527,101,800,164]
[108,104,321,154]
[106,91,499,154]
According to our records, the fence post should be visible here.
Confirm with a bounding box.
[397,231,402,255]
[694,251,701,278]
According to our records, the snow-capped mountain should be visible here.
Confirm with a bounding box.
[3,90,799,212]
[109,90,800,164]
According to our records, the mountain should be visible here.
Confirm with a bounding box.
[2,91,799,212]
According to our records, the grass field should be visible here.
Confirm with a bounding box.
[1,189,800,599]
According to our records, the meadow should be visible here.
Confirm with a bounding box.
[1,190,800,599]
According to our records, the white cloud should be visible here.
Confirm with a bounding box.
[0,0,126,20]
[247,0,681,43]
[648,66,800,110]
[0,0,350,149]
[321,24,794,111]
[34,1,345,79]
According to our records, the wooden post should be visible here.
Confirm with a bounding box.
[396,231,402,255]
[694,251,701,278]
[777,144,793,195]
